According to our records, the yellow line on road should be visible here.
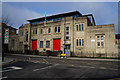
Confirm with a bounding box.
[1,59,19,66]
[43,59,48,63]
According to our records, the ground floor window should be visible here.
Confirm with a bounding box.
[46,41,50,48]
[76,39,84,47]
[40,41,43,48]
[96,35,104,48]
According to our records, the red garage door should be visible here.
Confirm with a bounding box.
[54,39,61,51]
[32,40,37,50]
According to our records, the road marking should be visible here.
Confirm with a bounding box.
[0,76,8,79]
[33,64,59,71]
[43,59,48,63]
[1,66,22,72]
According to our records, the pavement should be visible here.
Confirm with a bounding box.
[7,53,120,62]
[2,57,17,66]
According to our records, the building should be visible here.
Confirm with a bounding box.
[1,23,18,52]
[11,11,118,57]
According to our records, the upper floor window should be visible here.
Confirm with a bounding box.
[26,31,28,41]
[66,36,69,40]
[76,24,84,31]
[21,31,23,36]
[33,28,37,34]
[58,27,60,32]
[82,24,84,31]
[40,29,43,34]
[48,28,51,33]
[55,26,60,33]
[66,27,69,34]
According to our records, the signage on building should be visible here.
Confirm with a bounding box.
[91,39,95,42]
[4,28,9,44]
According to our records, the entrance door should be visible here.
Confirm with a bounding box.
[65,45,70,56]
[32,40,37,50]
[54,39,61,51]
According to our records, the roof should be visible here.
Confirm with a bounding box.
[2,23,18,30]
[27,11,82,22]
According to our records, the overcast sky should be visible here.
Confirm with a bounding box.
[2,2,119,34]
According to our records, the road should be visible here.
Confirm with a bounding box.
[2,54,120,79]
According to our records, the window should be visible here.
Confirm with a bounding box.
[46,41,50,48]
[40,29,43,34]
[79,24,81,31]
[82,24,84,31]
[77,39,84,47]
[97,36,100,48]
[101,36,104,48]
[26,31,28,41]
[48,28,51,33]
[66,36,69,40]
[55,27,57,33]
[66,27,69,34]
[19,42,23,46]
[76,39,78,46]
[82,39,84,46]
[12,30,14,32]
[58,27,60,32]
[97,35,104,48]
[33,28,37,34]
[76,24,84,31]
[76,25,78,31]
[55,26,60,33]
[79,39,81,46]
[12,40,15,48]
[21,31,23,36]
[40,41,43,48]
[115,40,117,45]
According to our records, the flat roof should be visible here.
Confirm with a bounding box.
[27,11,82,22]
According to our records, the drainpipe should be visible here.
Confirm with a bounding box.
[29,23,32,51]
[73,17,74,57]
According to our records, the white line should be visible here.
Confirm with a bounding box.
[1,66,23,72]
[33,64,59,71]
[0,76,8,79]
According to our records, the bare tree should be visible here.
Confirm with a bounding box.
[2,16,12,26]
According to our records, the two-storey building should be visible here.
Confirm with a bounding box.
[15,11,118,57]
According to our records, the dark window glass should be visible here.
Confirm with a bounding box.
[66,27,69,34]
[77,39,78,46]
[82,39,84,46]
[40,41,43,48]
[58,27,60,32]
[26,32,28,41]
[36,29,37,34]
[55,27,57,33]
[66,36,69,39]
[48,28,51,33]
[76,25,78,31]
[82,24,84,31]
[97,42,100,48]
[46,41,50,48]
[79,39,81,46]
[41,29,43,34]
[79,24,81,31]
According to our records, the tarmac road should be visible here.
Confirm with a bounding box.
[1,54,120,79]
